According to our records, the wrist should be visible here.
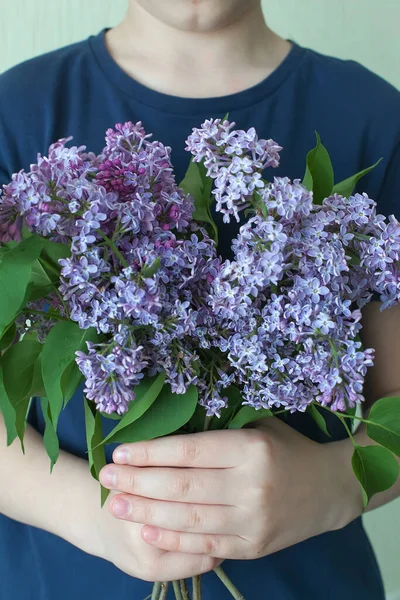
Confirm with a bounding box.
[58,456,108,560]
[324,435,365,531]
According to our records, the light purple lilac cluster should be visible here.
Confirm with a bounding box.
[0,122,221,415]
[1,118,399,418]
[187,119,400,413]
[186,118,282,223]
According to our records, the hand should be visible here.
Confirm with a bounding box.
[94,488,222,582]
[99,418,364,561]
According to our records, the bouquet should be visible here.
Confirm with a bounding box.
[1,118,400,600]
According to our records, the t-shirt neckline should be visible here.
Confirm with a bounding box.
[88,28,307,115]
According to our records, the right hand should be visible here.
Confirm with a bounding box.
[93,490,222,582]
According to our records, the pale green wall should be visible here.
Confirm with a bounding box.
[0,0,399,597]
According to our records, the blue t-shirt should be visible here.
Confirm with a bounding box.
[1,29,400,600]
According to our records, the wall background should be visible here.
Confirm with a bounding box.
[0,1,399,598]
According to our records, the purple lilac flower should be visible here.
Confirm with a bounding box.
[2,119,400,417]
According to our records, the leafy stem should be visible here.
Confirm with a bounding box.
[336,413,357,446]
[319,402,398,438]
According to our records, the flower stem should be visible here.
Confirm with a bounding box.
[213,566,246,600]
[179,579,191,600]
[192,575,202,600]
[172,580,184,600]
[203,414,213,431]
[97,228,129,268]
[159,582,170,600]
[337,414,357,446]
[151,582,162,600]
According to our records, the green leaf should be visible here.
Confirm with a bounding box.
[84,399,109,507]
[100,372,166,445]
[60,361,84,405]
[2,339,42,449]
[0,368,17,446]
[39,397,59,471]
[332,159,383,198]
[0,235,44,336]
[41,322,99,429]
[366,396,400,457]
[99,410,121,421]
[352,444,399,507]
[40,239,71,269]
[141,257,161,279]
[185,402,207,433]
[29,355,47,398]
[229,405,273,429]
[302,132,335,204]
[0,322,16,352]
[179,159,218,242]
[27,260,55,302]
[2,339,42,404]
[308,404,331,437]
[104,384,198,445]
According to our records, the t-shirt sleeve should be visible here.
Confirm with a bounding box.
[376,142,400,219]
[0,163,10,188]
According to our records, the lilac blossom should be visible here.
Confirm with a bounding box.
[2,119,400,419]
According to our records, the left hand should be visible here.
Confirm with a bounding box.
[99,418,363,560]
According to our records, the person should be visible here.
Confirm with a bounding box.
[0,1,400,598]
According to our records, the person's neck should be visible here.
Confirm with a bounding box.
[105,3,291,98]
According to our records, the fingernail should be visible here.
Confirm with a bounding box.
[99,467,117,487]
[143,526,160,542]
[113,447,130,464]
[111,498,129,517]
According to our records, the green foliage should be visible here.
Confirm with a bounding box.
[40,397,59,471]
[40,238,71,270]
[59,361,84,405]
[185,402,208,433]
[332,159,383,197]
[307,404,331,437]
[352,444,399,507]
[41,322,99,429]
[2,339,41,412]
[2,339,43,449]
[0,235,44,336]
[179,159,218,242]
[101,372,166,445]
[228,405,273,429]
[104,384,198,445]
[302,132,335,204]
[84,399,109,506]
[29,355,47,398]
[141,257,161,278]
[0,322,16,352]
[28,260,55,302]
[366,396,400,457]
[0,368,17,446]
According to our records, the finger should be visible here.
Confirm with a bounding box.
[109,493,240,534]
[99,464,238,505]
[112,429,250,468]
[141,525,254,560]
[157,552,222,581]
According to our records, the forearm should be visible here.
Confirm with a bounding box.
[0,413,106,558]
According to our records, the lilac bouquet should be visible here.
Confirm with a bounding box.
[1,119,400,600]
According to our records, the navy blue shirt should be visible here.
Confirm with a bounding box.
[1,29,400,600]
